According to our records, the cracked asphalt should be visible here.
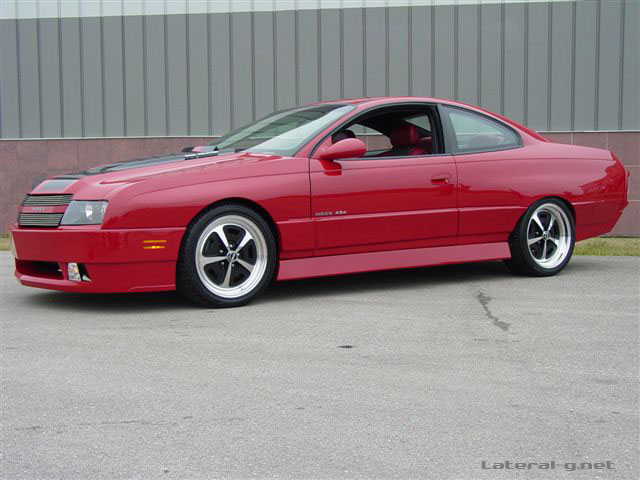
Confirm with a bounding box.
[1,252,638,479]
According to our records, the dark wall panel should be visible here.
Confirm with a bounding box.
[38,18,62,137]
[187,13,210,135]
[275,11,296,110]
[252,11,275,119]
[479,3,502,117]
[526,1,549,131]
[503,3,525,124]
[573,0,597,131]
[210,13,231,134]
[388,7,409,96]
[434,5,455,100]
[231,12,254,128]
[597,0,622,131]
[80,17,103,137]
[297,10,319,104]
[409,6,430,98]
[456,4,478,106]
[166,14,188,134]
[102,16,125,137]
[342,8,364,99]
[621,0,640,130]
[17,19,41,137]
[364,8,386,97]
[144,15,167,135]
[549,1,573,130]
[122,16,145,136]
[0,20,20,137]
[59,18,82,137]
[320,9,342,101]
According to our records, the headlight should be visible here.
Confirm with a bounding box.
[61,201,108,225]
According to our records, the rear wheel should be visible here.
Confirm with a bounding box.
[177,205,277,307]
[504,199,575,276]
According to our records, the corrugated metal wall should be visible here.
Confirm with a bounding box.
[0,0,637,139]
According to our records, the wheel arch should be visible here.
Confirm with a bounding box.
[512,196,576,234]
[181,197,281,254]
[547,196,576,223]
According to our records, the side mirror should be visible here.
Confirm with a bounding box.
[318,138,367,161]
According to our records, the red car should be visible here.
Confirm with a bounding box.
[9,97,629,307]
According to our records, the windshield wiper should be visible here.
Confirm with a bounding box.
[184,146,243,160]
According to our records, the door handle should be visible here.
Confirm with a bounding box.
[431,174,450,185]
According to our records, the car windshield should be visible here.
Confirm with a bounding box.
[208,104,355,156]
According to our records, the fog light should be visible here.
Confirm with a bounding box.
[67,262,82,282]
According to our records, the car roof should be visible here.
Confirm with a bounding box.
[311,96,444,106]
[309,96,547,142]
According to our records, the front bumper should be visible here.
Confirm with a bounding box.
[8,224,185,293]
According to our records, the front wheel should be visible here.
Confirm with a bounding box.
[177,205,277,307]
[504,199,575,277]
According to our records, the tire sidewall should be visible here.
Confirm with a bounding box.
[178,205,277,307]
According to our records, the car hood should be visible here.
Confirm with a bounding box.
[30,149,279,195]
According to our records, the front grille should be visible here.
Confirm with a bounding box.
[21,194,73,206]
[17,213,64,227]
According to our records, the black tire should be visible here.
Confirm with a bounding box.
[503,198,575,277]
[177,204,277,307]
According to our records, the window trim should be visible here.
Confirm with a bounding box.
[438,104,523,155]
[307,101,449,161]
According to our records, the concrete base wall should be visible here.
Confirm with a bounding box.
[1,132,638,236]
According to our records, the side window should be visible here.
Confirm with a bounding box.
[442,106,520,153]
[404,113,431,132]
[349,124,392,152]
[323,105,442,159]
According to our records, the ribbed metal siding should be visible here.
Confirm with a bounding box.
[0,1,637,139]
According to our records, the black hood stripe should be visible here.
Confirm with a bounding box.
[75,154,186,176]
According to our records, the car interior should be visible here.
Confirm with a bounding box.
[330,106,441,158]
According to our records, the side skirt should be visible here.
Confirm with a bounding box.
[276,242,511,281]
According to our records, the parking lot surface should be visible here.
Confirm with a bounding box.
[1,252,638,479]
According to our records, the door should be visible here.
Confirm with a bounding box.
[309,106,458,255]
[439,104,526,244]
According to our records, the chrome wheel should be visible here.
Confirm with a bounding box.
[526,203,572,269]
[195,215,268,299]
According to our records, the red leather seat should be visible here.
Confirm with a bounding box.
[381,124,428,156]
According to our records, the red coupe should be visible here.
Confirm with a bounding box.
[9,97,630,307]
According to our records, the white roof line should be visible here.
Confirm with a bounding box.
[1,1,572,21]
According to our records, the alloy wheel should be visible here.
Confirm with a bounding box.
[526,203,572,269]
[195,215,268,299]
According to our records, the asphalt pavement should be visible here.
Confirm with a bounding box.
[1,252,638,479]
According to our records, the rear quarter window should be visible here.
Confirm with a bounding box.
[441,105,521,153]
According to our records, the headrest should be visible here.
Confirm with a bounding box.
[389,124,419,147]
[332,129,356,144]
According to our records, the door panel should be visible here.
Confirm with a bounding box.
[310,155,458,253]
[454,149,528,243]
[439,104,528,243]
